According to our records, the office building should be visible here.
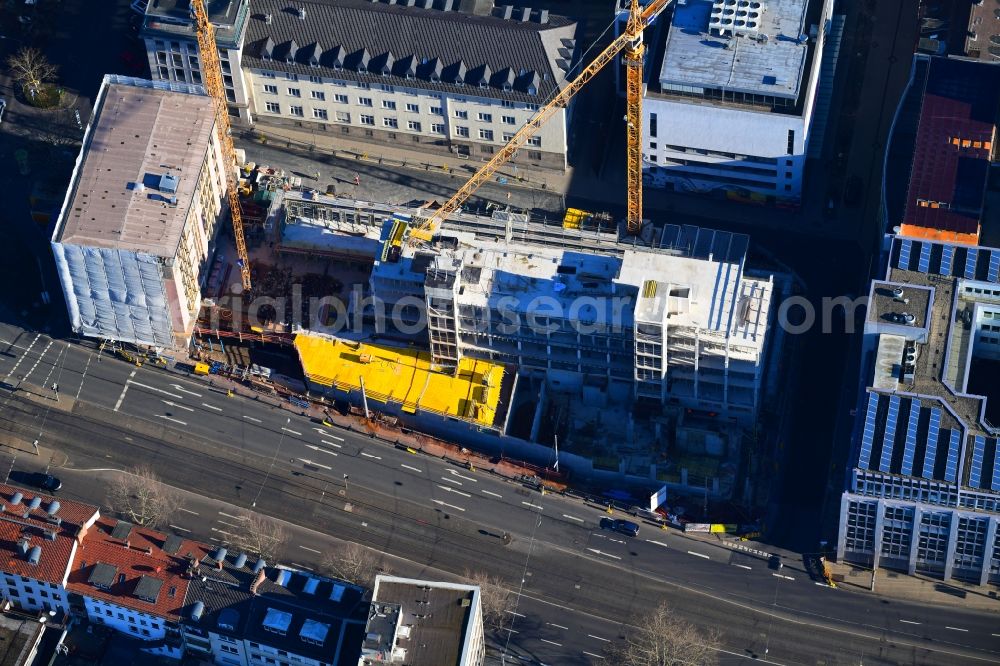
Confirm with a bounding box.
[964,1,1000,63]
[837,235,1000,585]
[51,75,230,349]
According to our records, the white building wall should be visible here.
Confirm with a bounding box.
[84,596,168,640]
[0,573,68,613]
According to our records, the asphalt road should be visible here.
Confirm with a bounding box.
[1,322,998,665]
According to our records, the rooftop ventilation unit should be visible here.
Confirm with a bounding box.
[303,577,320,595]
[190,600,205,622]
[297,7,306,20]
[27,497,42,511]
[234,552,248,569]
[159,173,179,194]
[27,546,41,565]
[253,557,267,574]
[710,0,761,35]
[275,569,292,587]
[892,287,904,299]
[10,492,23,506]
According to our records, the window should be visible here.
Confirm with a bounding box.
[455,126,470,138]
[382,100,396,110]
[525,103,539,111]
[117,613,125,620]
[405,103,420,113]
[481,145,494,154]
[501,100,516,109]
[380,84,394,92]
[430,106,443,115]
[359,97,373,107]
[383,117,398,128]
[358,81,371,89]
[431,123,445,134]
[502,132,515,142]
[314,108,329,120]
[335,93,348,103]
[260,70,276,79]
[650,112,657,138]
[290,106,304,117]
[221,645,239,654]
[141,629,150,637]
[649,142,657,149]
[479,129,494,141]
[309,75,323,83]
[528,150,542,160]
[105,609,112,617]
[454,109,468,119]
[527,136,541,147]
[785,159,793,166]
[786,130,795,155]
[478,112,493,122]
[311,90,325,100]
[407,120,422,132]
[287,87,301,97]
[502,115,516,125]
[286,73,298,81]
[360,114,375,126]
[263,84,277,94]
[336,111,351,123]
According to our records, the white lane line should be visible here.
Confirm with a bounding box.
[436,484,472,498]
[361,452,381,459]
[210,527,234,537]
[327,435,344,441]
[201,402,223,412]
[179,508,199,515]
[217,520,241,529]
[76,352,94,400]
[505,610,526,617]
[298,545,321,554]
[282,427,302,436]
[646,540,669,548]
[992,633,1000,637]
[218,512,241,520]
[687,550,710,560]
[540,639,562,647]
[321,439,342,448]
[432,499,466,512]
[945,626,968,632]
[482,490,503,498]
[582,651,605,659]
[289,562,315,572]
[242,415,262,423]
[2,333,39,381]
[161,400,194,412]
[170,384,202,397]
[522,501,544,510]
[114,370,137,411]
[547,622,568,630]
[156,415,187,426]
[447,469,477,482]
[501,628,519,634]
[441,476,463,486]
[734,564,753,570]
[400,464,422,473]
[306,445,338,457]
[771,573,795,581]
[127,380,182,399]
[20,339,53,383]
[562,514,584,523]
[899,620,921,625]
[297,458,332,470]
[586,548,621,560]
[167,525,191,533]
[587,635,611,642]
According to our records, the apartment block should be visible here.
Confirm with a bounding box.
[837,235,1000,585]
[51,75,230,349]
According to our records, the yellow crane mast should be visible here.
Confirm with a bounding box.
[191,0,252,291]
[409,0,671,245]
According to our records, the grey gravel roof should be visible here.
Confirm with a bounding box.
[243,0,579,103]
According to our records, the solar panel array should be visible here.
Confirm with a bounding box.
[970,435,986,488]
[893,238,1000,284]
[900,400,922,476]
[859,392,880,470]
[921,409,942,479]
[879,396,902,472]
[945,429,961,483]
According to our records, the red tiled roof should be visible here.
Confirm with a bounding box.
[0,484,99,587]
[67,516,211,622]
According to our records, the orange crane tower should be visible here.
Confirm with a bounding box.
[409,0,671,245]
[191,0,252,291]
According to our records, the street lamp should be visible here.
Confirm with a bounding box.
[342,474,350,502]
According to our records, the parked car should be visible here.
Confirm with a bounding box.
[9,471,62,492]
[601,517,640,537]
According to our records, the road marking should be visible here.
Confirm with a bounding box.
[306,445,338,457]
[298,545,321,554]
[646,540,669,548]
[156,415,187,426]
[282,427,302,436]
[586,548,621,560]
[436,485,472,498]
[771,573,795,581]
[447,469,477,482]
[992,633,1000,637]
[218,512,241,520]
[482,490,503,498]
[522,501,544,510]
[210,527,234,537]
[179,508,199,515]
[321,439,342,448]
[20,339,53,383]
[501,627,519,633]
[328,435,345,441]
[161,400,194,412]
[288,562,315,572]
[945,626,968,632]
[540,639,562,647]
[432,499,465,512]
[76,352,94,399]
[170,384,202,397]
[547,622,568,630]
[582,651,605,659]
[217,520,241,529]
[201,402,223,412]
[114,371,137,411]
[562,514,584,523]
[505,610,525,617]
[361,452,381,459]
[587,635,610,642]
[242,415,262,423]
[441,476,463,486]
[734,564,753,570]
[687,550,710,560]
[297,458,332,470]
[167,525,191,533]
[127,380,182,399]
[899,620,921,625]
[400,464,422,472]
[2,333,39,381]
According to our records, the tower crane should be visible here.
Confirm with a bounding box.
[191,0,252,291]
[408,0,671,245]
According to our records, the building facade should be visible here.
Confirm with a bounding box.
[837,235,1000,585]
[51,75,229,349]
[638,0,836,203]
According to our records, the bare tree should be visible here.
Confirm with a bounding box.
[106,466,181,528]
[226,511,287,561]
[606,601,721,666]
[7,47,58,95]
[320,543,388,586]
[464,570,513,630]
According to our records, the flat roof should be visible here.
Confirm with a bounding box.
[293,334,506,427]
[659,0,809,100]
[965,0,1000,63]
[53,76,216,256]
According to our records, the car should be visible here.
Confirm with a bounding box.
[601,517,640,537]
[0,98,6,123]
[8,471,62,492]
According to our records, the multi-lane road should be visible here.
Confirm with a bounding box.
[1,321,999,665]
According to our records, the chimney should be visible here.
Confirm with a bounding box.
[146,546,153,555]
[250,567,267,596]
[124,539,130,550]
[297,7,306,20]
[521,7,531,21]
